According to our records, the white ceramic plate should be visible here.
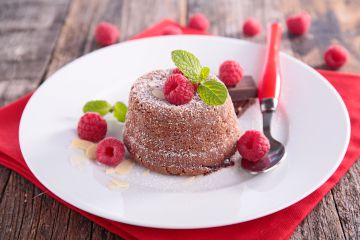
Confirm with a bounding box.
[19,36,350,229]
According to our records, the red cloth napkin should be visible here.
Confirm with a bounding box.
[0,19,359,240]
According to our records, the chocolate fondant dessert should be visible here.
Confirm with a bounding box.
[123,69,240,176]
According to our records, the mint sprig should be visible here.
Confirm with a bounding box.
[82,100,128,122]
[197,80,227,106]
[113,102,128,123]
[171,50,228,106]
[171,50,202,83]
[83,100,112,116]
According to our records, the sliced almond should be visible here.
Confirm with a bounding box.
[107,179,129,190]
[71,138,93,150]
[86,144,97,160]
[151,89,165,100]
[114,159,134,175]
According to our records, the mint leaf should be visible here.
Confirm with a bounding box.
[83,100,112,116]
[200,67,210,80]
[113,102,128,123]
[171,50,202,83]
[197,80,228,106]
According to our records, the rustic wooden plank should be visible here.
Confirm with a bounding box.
[0,173,44,240]
[290,193,346,240]
[0,0,70,106]
[0,167,11,200]
[331,159,360,240]
[91,224,123,240]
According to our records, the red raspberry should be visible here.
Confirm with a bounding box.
[162,25,182,35]
[243,18,261,37]
[96,137,125,166]
[172,68,183,75]
[286,11,311,36]
[324,44,349,69]
[188,13,209,31]
[77,112,107,142]
[237,130,270,162]
[219,60,244,87]
[95,22,120,46]
[163,74,194,105]
[192,83,199,92]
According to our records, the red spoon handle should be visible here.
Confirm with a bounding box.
[258,22,282,101]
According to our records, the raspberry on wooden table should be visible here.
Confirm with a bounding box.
[188,13,209,31]
[237,130,270,162]
[163,74,194,105]
[96,137,125,166]
[243,18,262,37]
[219,60,244,87]
[95,22,120,46]
[77,112,107,142]
[286,11,311,36]
[324,44,349,69]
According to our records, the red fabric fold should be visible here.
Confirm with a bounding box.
[0,19,359,240]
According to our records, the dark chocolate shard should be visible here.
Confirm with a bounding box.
[233,98,257,117]
[227,76,258,117]
[228,76,258,101]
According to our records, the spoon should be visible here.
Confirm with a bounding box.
[241,22,286,174]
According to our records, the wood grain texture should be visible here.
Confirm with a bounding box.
[0,0,359,239]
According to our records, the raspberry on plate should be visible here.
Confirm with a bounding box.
[324,44,349,69]
[77,112,107,142]
[243,18,261,37]
[286,11,311,36]
[95,22,120,46]
[188,13,209,31]
[96,137,125,166]
[162,25,182,35]
[163,74,194,105]
[237,130,270,162]
[219,60,244,87]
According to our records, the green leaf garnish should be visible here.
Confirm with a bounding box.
[83,100,112,116]
[200,67,210,80]
[171,50,202,83]
[113,101,128,123]
[171,49,228,106]
[197,80,228,106]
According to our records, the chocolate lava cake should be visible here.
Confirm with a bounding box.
[123,69,241,176]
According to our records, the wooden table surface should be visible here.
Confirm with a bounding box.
[0,0,359,239]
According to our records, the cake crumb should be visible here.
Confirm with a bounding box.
[114,159,134,175]
[70,138,93,150]
[107,179,129,190]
